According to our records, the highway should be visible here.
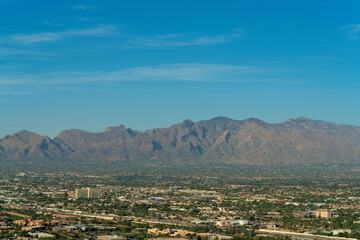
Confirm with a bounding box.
[256,229,357,240]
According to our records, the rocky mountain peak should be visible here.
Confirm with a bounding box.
[1,117,360,165]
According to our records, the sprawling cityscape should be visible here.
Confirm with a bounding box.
[1,165,360,239]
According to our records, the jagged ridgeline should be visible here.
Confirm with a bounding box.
[1,117,360,165]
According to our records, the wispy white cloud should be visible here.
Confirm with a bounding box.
[342,24,360,40]
[4,25,118,45]
[0,47,33,56]
[128,29,243,47]
[76,17,98,22]
[0,47,63,61]
[1,27,241,53]
[0,63,278,87]
[43,64,268,84]
[0,76,32,86]
[73,5,92,10]
[43,21,65,27]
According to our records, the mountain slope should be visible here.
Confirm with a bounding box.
[1,117,360,165]
[0,130,73,161]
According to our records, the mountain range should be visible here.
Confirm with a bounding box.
[1,117,359,165]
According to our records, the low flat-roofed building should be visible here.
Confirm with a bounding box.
[215,219,248,227]
[145,238,188,240]
[13,219,27,225]
[333,229,352,235]
[315,209,331,219]
[97,235,127,240]
[197,233,233,240]
[21,226,45,231]
[29,232,56,238]
[52,213,79,219]
[148,228,193,237]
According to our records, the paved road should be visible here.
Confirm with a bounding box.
[256,229,357,240]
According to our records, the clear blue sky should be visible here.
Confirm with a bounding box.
[1,0,360,137]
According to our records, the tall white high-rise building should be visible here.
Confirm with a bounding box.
[75,187,101,199]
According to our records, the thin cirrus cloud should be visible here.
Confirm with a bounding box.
[0,47,34,56]
[41,64,270,85]
[0,63,276,87]
[2,27,243,49]
[128,29,243,47]
[342,24,360,40]
[73,5,92,10]
[6,25,118,45]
